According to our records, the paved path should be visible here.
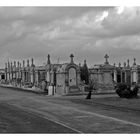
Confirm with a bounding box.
[0,102,77,133]
[0,87,140,133]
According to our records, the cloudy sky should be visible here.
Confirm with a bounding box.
[0,6,140,68]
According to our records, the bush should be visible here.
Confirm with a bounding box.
[132,85,139,97]
[116,83,139,98]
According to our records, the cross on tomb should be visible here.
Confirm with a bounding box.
[18,61,20,68]
[8,61,10,68]
[124,62,126,67]
[14,61,16,67]
[104,54,109,64]
[47,54,51,65]
[119,62,121,67]
[31,58,34,66]
[133,58,136,65]
[27,59,29,67]
[23,60,25,67]
[5,63,7,68]
[70,54,74,63]
[127,59,130,67]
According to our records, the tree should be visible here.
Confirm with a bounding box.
[80,60,89,85]
[86,79,98,99]
[116,83,139,98]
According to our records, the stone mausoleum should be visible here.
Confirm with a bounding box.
[3,53,140,95]
[89,54,114,91]
[4,54,81,95]
[89,54,140,91]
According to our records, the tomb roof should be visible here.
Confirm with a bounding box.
[35,66,46,70]
[56,63,69,73]
[93,63,114,70]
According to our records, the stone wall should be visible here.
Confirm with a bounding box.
[56,73,66,95]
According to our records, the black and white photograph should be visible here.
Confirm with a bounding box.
[0,1,140,136]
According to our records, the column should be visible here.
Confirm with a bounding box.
[120,71,122,83]
[35,71,39,85]
[125,72,127,83]
[47,71,50,83]
[5,71,7,82]
[22,71,25,84]
[28,70,31,83]
[5,70,7,82]
[7,73,8,82]
[113,70,117,82]
[30,70,34,84]
[24,71,26,83]
[27,71,29,83]
[133,71,137,83]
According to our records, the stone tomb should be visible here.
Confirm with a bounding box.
[55,54,81,95]
[89,54,114,91]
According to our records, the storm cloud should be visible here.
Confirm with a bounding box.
[0,7,140,68]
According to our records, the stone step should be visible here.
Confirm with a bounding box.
[69,86,80,93]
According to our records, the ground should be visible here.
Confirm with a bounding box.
[0,86,140,133]
[0,103,76,133]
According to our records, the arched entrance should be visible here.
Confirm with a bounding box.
[68,67,77,86]
[117,72,121,83]
[1,74,5,80]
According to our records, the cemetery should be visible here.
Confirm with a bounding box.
[1,54,140,97]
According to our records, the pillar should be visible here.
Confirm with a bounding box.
[27,71,30,83]
[47,71,50,83]
[31,74,33,83]
[5,63,7,82]
[22,71,25,84]
[10,62,13,82]
[125,72,127,83]
[133,71,137,83]
[35,71,39,85]
[120,71,122,83]
[113,70,117,82]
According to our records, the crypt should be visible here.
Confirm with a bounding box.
[89,54,115,91]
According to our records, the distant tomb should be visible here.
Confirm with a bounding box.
[89,54,115,91]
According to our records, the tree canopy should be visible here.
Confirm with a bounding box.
[80,60,89,85]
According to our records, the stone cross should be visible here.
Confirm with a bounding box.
[14,61,16,67]
[70,54,74,63]
[10,62,13,71]
[11,62,12,68]
[84,60,87,65]
[8,61,10,69]
[27,59,29,67]
[133,58,136,65]
[127,59,130,67]
[104,54,109,64]
[124,62,126,67]
[18,61,20,68]
[47,54,51,65]
[31,58,34,66]
[5,63,7,68]
[119,62,121,67]
[23,60,25,67]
